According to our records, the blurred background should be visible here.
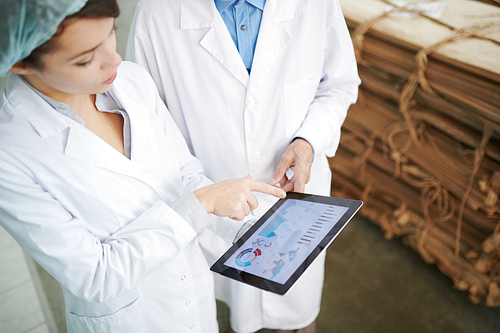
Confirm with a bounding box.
[1,0,499,332]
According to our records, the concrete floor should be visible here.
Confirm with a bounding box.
[2,0,500,332]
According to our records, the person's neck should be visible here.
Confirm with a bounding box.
[22,73,96,114]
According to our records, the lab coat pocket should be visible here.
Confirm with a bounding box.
[283,74,322,138]
[66,298,147,333]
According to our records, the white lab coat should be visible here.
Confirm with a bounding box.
[0,62,239,333]
[126,0,360,331]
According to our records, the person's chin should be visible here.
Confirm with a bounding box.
[92,85,112,95]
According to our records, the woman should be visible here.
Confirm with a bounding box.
[0,1,285,332]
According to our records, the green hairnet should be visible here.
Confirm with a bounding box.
[0,0,88,77]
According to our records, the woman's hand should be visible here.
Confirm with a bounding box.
[194,175,286,221]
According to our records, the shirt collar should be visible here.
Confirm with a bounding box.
[248,0,265,10]
[215,0,265,13]
[20,76,123,127]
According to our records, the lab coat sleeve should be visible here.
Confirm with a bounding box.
[0,156,197,303]
[140,63,244,244]
[169,188,252,242]
[293,1,361,157]
[169,190,212,233]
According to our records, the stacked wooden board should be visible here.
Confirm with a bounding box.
[332,0,500,306]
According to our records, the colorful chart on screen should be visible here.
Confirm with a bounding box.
[224,199,349,284]
[211,192,363,295]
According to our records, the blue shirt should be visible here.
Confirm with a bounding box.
[215,0,266,71]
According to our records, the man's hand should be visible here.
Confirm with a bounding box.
[194,175,286,221]
[269,138,314,193]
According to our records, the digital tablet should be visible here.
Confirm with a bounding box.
[210,192,363,295]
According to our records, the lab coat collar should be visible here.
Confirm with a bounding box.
[5,71,158,187]
[181,0,305,27]
[5,74,131,173]
[214,0,266,13]
[61,72,162,190]
[181,0,249,86]
[5,74,71,139]
[180,0,305,88]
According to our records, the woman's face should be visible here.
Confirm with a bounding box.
[25,17,122,100]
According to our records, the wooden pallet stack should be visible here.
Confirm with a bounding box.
[332,0,500,306]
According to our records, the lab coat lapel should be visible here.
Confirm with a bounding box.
[109,84,164,190]
[7,73,162,193]
[64,112,161,194]
[108,83,154,163]
[249,0,305,88]
[181,0,249,87]
[6,75,132,177]
[64,83,158,187]
[64,123,136,176]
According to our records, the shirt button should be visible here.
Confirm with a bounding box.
[240,25,247,30]
[251,151,261,160]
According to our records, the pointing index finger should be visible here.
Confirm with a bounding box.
[249,180,286,198]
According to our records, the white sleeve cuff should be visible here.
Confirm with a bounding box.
[170,191,211,234]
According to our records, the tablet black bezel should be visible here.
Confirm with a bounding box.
[210,192,363,295]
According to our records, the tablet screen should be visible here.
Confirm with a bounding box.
[224,199,348,284]
[211,193,363,295]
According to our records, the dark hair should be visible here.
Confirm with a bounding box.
[21,0,120,70]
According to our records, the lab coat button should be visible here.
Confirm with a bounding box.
[181,275,186,281]
[251,151,261,160]
[247,100,255,108]
[190,324,195,329]
[185,300,191,305]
